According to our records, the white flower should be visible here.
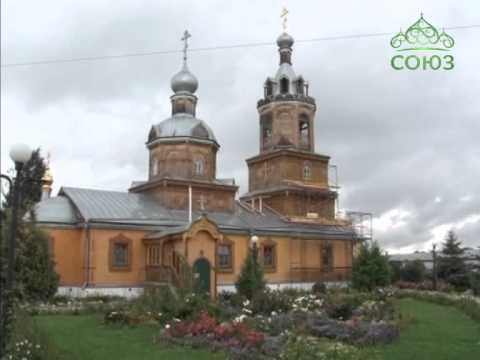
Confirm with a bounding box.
[242,300,250,306]
[165,324,171,329]
[233,314,247,323]
[271,311,277,316]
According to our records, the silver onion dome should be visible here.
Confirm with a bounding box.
[276,32,294,48]
[171,64,198,93]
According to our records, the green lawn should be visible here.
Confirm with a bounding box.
[34,315,224,360]
[34,299,480,359]
[378,298,480,360]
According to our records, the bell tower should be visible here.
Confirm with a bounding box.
[241,29,337,221]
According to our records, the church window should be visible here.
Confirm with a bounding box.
[299,115,310,148]
[322,243,333,271]
[109,235,132,271]
[265,80,273,96]
[217,243,233,271]
[280,77,289,94]
[303,162,312,180]
[175,100,186,113]
[152,158,159,176]
[262,123,272,147]
[194,158,205,176]
[296,78,304,95]
[262,241,277,270]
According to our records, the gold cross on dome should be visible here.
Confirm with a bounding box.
[281,7,289,31]
[181,30,191,62]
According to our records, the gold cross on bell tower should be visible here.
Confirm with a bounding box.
[281,7,289,32]
[181,30,191,63]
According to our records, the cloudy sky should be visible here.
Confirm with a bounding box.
[1,0,479,253]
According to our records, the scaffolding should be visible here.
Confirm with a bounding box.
[346,211,373,241]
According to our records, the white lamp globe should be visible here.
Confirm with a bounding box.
[9,143,32,164]
[251,235,259,244]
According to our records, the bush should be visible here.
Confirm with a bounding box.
[401,260,426,283]
[469,272,480,296]
[312,281,327,294]
[251,289,293,315]
[352,242,391,291]
[280,334,379,360]
[5,308,61,360]
[14,225,60,302]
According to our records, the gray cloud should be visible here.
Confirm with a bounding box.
[2,0,479,251]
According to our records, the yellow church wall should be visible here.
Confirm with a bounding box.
[46,227,85,286]
[216,234,249,286]
[88,228,147,287]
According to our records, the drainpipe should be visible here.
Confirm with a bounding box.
[83,221,91,288]
[188,185,192,223]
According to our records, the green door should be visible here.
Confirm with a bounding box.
[193,258,210,294]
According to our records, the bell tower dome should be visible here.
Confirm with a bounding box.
[258,31,316,153]
[241,25,337,221]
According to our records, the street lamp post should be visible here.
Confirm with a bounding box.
[5,143,32,290]
[0,143,32,357]
[251,234,259,266]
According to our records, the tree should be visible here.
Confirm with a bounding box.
[438,230,468,290]
[401,260,426,283]
[1,149,59,301]
[235,245,265,300]
[4,149,46,219]
[468,247,480,295]
[14,223,59,301]
[352,241,391,291]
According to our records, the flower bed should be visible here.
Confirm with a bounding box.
[156,287,400,359]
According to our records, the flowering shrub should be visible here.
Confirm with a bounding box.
[291,294,324,313]
[162,310,265,356]
[395,280,453,292]
[251,289,293,315]
[280,333,379,360]
[353,300,395,322]
[5,339,44,360]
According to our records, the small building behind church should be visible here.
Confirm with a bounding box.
[34,30,366,297]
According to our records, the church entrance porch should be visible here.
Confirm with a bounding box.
[193,258,211,294]
[143,215,224,296]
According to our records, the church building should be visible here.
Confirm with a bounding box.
[34,30,361,297]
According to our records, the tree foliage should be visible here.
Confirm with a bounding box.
[352,241,391,291]
[438,230,468,290]
[1,149,59,302]
[401,260,426,283]
[4,148,46,219]
[235,246,265,300]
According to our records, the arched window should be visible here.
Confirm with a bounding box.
[296,77,304,95]
[280,77,289,94]
[265,80,273,97]
[299,115,310,148]
[303,161,312,180]
[194,158,204,176]
[152,158,159,176]
[175,100,186,114]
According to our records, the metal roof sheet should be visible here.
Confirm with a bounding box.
[34,187,355,239]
